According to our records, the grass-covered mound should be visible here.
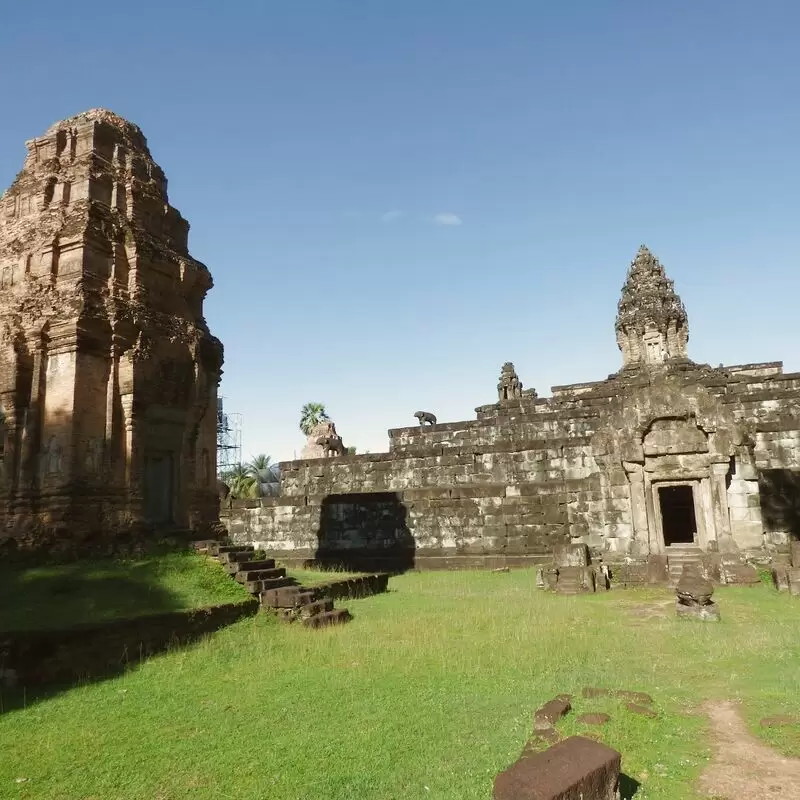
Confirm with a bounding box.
[0,551,251,632]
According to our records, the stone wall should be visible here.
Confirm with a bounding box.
[222,248,800,568]
[223,362,800,569]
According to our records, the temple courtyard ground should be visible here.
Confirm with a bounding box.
[1,562,799,799]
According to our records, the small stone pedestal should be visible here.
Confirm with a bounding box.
[675,566,720,622]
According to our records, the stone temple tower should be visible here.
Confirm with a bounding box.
[615,245,689,370]
[0,109,223,554]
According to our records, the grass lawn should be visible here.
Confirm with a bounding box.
[0,552,251,632]
[285,566,367,585]
[1,570,799,799]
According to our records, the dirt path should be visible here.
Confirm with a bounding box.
[697,700,800,799]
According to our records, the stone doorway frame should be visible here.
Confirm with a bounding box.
[645,476,713,554]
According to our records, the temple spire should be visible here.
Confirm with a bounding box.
[615,246,689,369]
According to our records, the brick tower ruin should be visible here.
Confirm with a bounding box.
[0,109,223,554]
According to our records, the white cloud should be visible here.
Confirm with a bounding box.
[432,212,462,226]
[381,210,405,222]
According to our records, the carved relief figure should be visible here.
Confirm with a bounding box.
[44,436,62,476]
[84,437,102,474]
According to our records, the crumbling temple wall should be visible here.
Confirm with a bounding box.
[0,109,223,555]
[223,248,800,568]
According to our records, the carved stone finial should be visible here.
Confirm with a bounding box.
[497,361,524,401]
[615,246,689,369]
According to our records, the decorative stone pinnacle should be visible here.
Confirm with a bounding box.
[614,246,689,369]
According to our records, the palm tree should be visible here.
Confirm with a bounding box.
[246,453,280,497]
[220,463,257,500]
[299,402,329,436]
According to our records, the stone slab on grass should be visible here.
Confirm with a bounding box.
[493,735,621,800]
[534,697,572,731]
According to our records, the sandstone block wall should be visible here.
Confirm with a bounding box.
[223,361,800,568]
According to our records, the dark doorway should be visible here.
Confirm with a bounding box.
[659,485,697,546]
[144,451,174,525]
[314,492,415,573]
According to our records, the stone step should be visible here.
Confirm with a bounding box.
[235,567,286,583]
[302,608,352,628]
[244,576,297,594]
[261,587,315,608]
[191,539,219,553]
[215,544,253,556]
[298,598,335,618]
[220,550,257,566]
[224,559,275,574]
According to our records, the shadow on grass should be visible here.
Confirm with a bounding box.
[0,554,256,713]
[620,772,641,798]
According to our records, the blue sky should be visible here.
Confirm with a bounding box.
[2,1,799,463]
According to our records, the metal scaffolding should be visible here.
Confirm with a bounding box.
[216,396,242,474]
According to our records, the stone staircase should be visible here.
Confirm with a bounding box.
[193,539,389,629]
[665,545,705,587]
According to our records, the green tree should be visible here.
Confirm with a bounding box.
[246,453,280,497]
[346,446,357,455]
[299,402,329,436]
[220,463,257,500]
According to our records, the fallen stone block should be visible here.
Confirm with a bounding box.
[493,735,621,800]
[534,697,572,731]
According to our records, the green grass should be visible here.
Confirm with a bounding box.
[1,571,799,799]
[285,567,366,585]
[0,552,251,632]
